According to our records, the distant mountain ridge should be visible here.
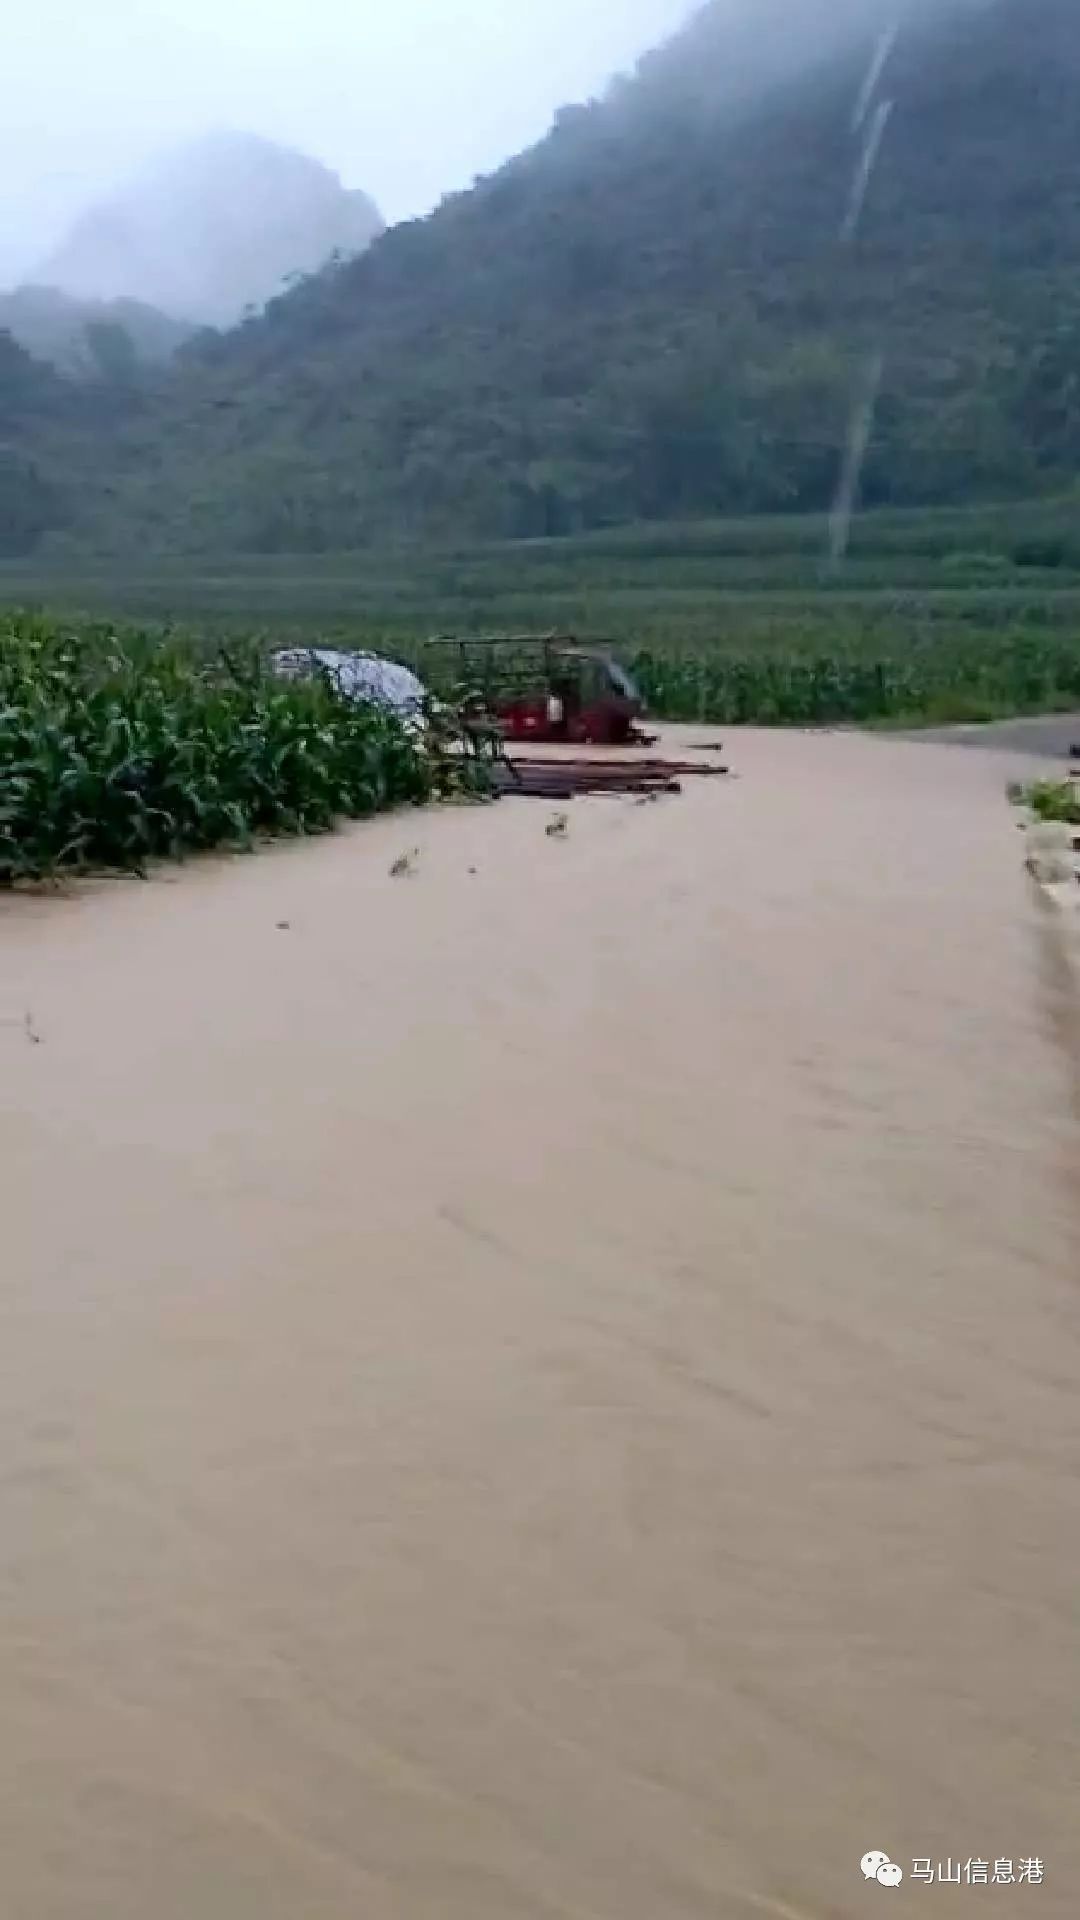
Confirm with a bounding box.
[0,285,194,376]
[35,132,384,328]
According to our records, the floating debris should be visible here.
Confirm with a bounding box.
[0,1011,43,1045]
[546,813,570,839]
[389,849,421,879]
[497,756,724,801]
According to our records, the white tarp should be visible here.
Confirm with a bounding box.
[271,649,427,719]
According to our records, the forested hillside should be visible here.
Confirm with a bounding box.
[0,333,80,554]
[7,0,1080,555]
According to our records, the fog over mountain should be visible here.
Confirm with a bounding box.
[0,285,194,375]
[1,3,988,299]
[31,133,384,328]
[0,0,694,290]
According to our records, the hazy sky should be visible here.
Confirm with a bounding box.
[2,0,694,287]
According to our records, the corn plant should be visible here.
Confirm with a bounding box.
[628,631,1080,728]
[0,614,431,882]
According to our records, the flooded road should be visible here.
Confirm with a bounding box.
[2,729,1077,1918]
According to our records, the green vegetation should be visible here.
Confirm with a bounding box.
[6,491,1080,626]
[4,493,1080,730]
[5,503,1080,885]
[627,632,1080,728]
[5,542,1080,739]
[0,614,429,884]
[125,0,1079,553]
[3,0,1080,556]
[1013,779,1080,826]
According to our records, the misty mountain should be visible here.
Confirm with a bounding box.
[12,0,1080,554]
[35,133,384,328]
[0,285,194,377]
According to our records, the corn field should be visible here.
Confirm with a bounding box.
[0,615,429,883]
[6,608,1080,882]
[628,632,1080,727]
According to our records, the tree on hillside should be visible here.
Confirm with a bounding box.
[84,319,139,386]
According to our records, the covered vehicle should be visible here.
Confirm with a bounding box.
[271,649,427,723]
[423,634,646,746]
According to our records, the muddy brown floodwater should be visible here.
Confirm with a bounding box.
[1,728,1078,1920]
